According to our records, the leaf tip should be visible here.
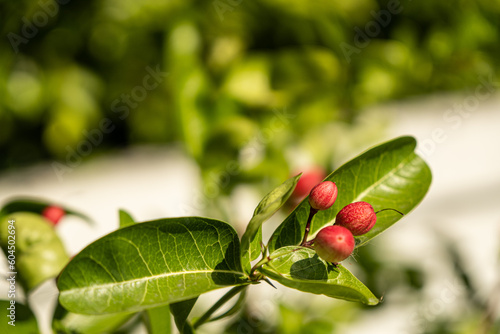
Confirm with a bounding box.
[364,293,383,306]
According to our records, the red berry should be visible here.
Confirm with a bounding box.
[291,168,326,202]
[308,181,338,211]
[42,205,66,225]
[314,225,355,263]
[335,201,376,236]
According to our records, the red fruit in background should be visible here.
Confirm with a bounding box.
[314,225,355,263]
[42,205,66,225]
[290,168,326,204]
[308,181,338,211]
[335,201,376,236]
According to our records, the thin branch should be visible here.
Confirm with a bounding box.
[300,208,318,246]
[193,285,248,329]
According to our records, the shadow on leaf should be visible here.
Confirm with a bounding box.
[289,256,328,281]
[212,240,247,285]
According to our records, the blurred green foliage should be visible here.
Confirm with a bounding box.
[1,0,499,187]
[2,2,499,330]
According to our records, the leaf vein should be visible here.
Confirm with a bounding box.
[115,236,155,276]
[61,269,245,297]
[156,227,172,272]
[354,154,417,201]
[87,256,118,283]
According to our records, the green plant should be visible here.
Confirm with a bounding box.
[0,136,431,333]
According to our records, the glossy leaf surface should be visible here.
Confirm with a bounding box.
[269,136,432,251]
[258,247,379,305]
[58,217,246,314]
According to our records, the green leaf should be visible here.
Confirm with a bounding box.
[170,298,197,334]
[241,174,302,273]
[0,300,40,334]
[57,217,247,315]
[0,212,70,291]
[0,197,91,223]
[248,227,263,264]
[52,302,134,334]
[119,209,136,228]
[269,136,431,251]
[258,247,379,305]
[146,305,172,334]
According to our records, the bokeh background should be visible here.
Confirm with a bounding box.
[0,0,499,333]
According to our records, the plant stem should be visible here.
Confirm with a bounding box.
[208,288,247,322]
[300,208,318,246]
[250,247,296,278]
[193,285,248,329]
[250,245,308,282]
[302,239,314,248]
[249,242,271,278]
[250,255,271,278]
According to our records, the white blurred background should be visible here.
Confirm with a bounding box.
[1,92,499,334]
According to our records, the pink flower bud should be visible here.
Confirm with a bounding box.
[335,201,376,236]
[314,225,355,263]
[308,181,338,211]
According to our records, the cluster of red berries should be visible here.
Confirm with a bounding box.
[305,181,379,264]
